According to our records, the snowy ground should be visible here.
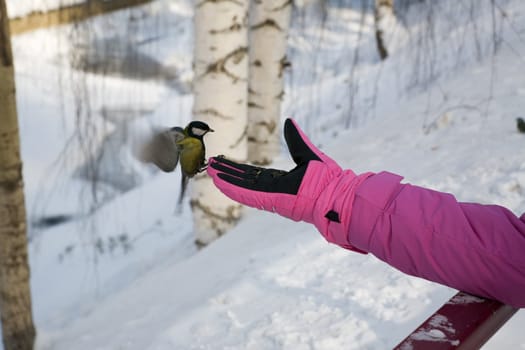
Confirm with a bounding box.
[6,0,525,349]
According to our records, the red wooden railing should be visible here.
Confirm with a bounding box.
[394,291,518,350]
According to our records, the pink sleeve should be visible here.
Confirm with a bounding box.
[346,172,525,308]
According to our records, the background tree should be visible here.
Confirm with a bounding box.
[247,0,292,165]
[192,0,250,246]
[374,0,394,60]
[0,1,36,349]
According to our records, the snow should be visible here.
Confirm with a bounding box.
[403,313,459,347]
[447,293,486,305]
[4,0,525,349]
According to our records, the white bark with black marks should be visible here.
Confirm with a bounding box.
[247,0,292,165]
[192,0,249,246]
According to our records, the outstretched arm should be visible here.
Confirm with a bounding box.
[208,118,525,308]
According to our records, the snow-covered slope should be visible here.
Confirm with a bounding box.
[37,39,525,348]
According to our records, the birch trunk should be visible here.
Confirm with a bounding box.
[192,0,249,246]
[374,0,395,60]
[247,0,292,165]
[0,1,36,349]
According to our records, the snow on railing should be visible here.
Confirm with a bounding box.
[394,291,518,350]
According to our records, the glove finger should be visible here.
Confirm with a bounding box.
[209,160,247,178]
[284,118,321,165]
[284,119,340,171]
[210,156,259,173]
[209,158,263,182]
[216,172,258,189]
[214,171,268,206]
[219,170,298,194]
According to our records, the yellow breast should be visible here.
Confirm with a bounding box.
[177,137,205,177]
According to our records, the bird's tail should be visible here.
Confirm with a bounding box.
[176,174,189,213]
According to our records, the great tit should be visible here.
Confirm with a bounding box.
[139,120,214,205]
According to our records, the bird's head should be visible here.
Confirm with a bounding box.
[186,121,214,138]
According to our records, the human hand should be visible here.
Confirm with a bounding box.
[207,119,373,251]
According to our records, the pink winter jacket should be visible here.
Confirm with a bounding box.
[335,171,525,308]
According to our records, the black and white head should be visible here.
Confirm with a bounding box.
[186,121,214,138]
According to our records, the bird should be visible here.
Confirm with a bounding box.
[517,117,525,134]
[139,120,214,206]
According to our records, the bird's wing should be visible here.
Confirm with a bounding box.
[139,127,185,172]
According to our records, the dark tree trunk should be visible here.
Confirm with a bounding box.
[0,1,37,349]
[374,0,394,60]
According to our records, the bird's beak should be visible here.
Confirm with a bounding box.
[209,129,215,132]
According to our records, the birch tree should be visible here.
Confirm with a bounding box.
[374,0,395,60]
[0,1,37,349]
[247,0,292,165]
[192,0,249,246]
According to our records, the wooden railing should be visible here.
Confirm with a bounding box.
[394,291,518,349]
[9,0,154,35]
